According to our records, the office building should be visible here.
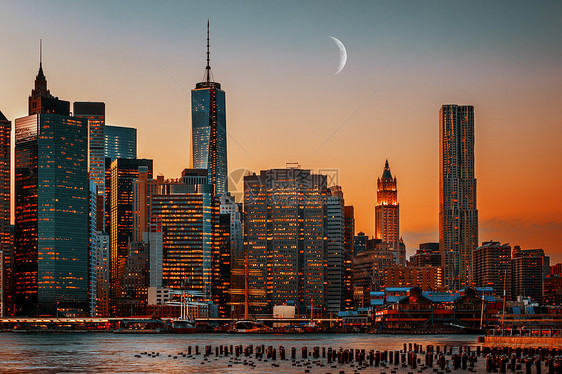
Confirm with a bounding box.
[104,125,137,160]
[375,160,401,263]
[244,168,327,315]
[343,206,355,311]
[117,240,149,317]
[439,104,478,290]
[74,101,106,316]
[132,167,164,242]
[191,22,227,195]
[325,186,345,314]
[91,232,110,316]
[149,169,216,299]
[14,61,89,316]
[472,241,511,294]
[0,111,10,316]
[107,158,153,314]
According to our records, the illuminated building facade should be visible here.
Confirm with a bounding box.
[14,62,89,316]
[117,240,149,317]
[73,101,106,316]
[244,168,327,315]
[325,186,345,314]
[92,232,110,316]
[191,23,227,196]
[384,265,443,291]
[108,158,153,314]
[374,160,401,264]
[132,167,164,242]
[149,169,216,299]
[343,205,355,311]
[0,111,10,316]
[439,104,478,290]
[104,125,137,160]
[352,238,394,307]
[472,241,511,295]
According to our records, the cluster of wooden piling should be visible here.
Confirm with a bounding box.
[134,343,562,373]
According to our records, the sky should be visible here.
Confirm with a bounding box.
[0,0,561,263]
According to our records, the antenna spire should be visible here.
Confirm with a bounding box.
[40,39,43,68]
[205,20,211,83]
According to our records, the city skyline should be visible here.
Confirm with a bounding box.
[0,1,561,263]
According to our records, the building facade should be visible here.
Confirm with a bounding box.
[244,168,327,315]
[107,158,153,315]
[410,243,441,267]
[375,160,400,263]
[325,186,345,315]
[439,104,478,290]
[384,265,443,291]
[14,63,89,316]
[0,111,10,316]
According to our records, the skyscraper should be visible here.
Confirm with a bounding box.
[191,22,227,196]
[325,186,345,315]
[244,168,327,315]
[15,60,89,316]
[73,101,106,316]
[343,205,355,311]
[0,111,10,317]
[104,125,137,160]
[107,158,153,314]
[132,167,164,243]
[439,104,478,290]
[149,169,217,299]
[374,160,401,263]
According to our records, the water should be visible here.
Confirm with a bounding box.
[0,333,481,373]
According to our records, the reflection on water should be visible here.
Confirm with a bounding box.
[0,333,480,373]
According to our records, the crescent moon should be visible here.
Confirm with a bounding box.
[329,36,347,75]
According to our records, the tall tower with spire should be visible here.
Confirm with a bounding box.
[191,21,228,196]
[374,160,401,263]
[14,44,88,316]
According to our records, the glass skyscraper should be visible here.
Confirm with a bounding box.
[191,22,228,196]
[104,125,137,160]
[15,62,89,316]
[439,104,478,290]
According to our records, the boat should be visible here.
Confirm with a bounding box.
[171,319,197,334]
[229,320,271,333]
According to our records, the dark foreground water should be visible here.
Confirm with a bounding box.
[0,333,480,373]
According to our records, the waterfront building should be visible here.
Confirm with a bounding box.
[472,241,511,295]
[439,104,478,290]
[551,263,562,276]
[343,206,355,311]
[384,265,443,291]
[510,246,549,303]
[375,160,401,263]
[244,168,327,315]
[107,158,153,314]
[74,101,106,316]
[191,22,227,195]
[410,243,441,267]
[104,125,137,160]
[0,111,10,317]
[325,186,345,315]
[14,61,89,316]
